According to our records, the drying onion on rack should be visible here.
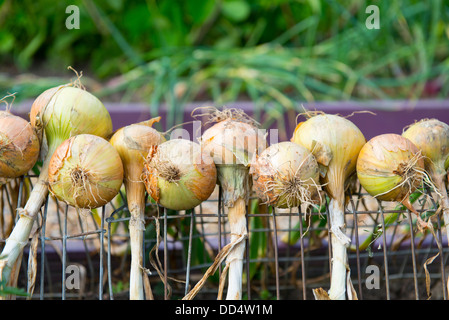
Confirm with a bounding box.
[402,119,449,242]
[291,113,365,300]
[110,117,165,300]
[250,141,321,209]
[0,95,40,183]
[183,107,266,301]
[356,133,428,228]
[48,134,123,209]
[143,138,216,211]
[0,81,113,283]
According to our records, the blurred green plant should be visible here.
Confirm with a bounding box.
[0,0,448,130]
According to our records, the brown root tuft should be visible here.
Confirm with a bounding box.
[191,106,260,127]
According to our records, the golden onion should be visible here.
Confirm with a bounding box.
[0,110,40,181]
[143,138,216,211]
[183,108,266,301]
[48,134,123,209]
[0,82,113,283]
[250,141,321,208]
[402,119,449,241]
[291,113,365,300]
[357,133,424,204]
[109,117,165,300]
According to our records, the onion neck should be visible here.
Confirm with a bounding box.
[216,164,250,300]
[126,179,147,300]
[328,191,350,300]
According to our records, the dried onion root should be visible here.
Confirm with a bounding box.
[48,134,123,209]
[143,138,217,211]
[250,141,322,209]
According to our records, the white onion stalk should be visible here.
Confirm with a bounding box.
[291,113,365,300]
[188,107,266,300]
[0,83,113,283]
[143,139,216,211]
[402,119,449,242]
[110,117,165,300]
[250,141,322,209]
[48,134,123,209]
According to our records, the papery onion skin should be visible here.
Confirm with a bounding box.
[30,85,113,155]
[403,119,449,179]
[0,83,113,284]
[0,111,40,179]
[110,118,165,300]
[357,134,424,202]
[291,114,365,200]
[48,134,124,209]
[291,113,366,301]
[251,141,320,208]
[402,119,449,242]
[143,139,217,211]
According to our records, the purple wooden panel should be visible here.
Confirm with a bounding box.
[12,99,449,141]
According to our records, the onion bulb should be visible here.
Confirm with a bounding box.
[0,82,113,283]
[183,107,266,301]
[356,134,428,228]
[109,117,165,300]
[402,119,449,240]
[143,138,216,211]
[250,141,321,208]
[48,134,123,209]
[0,110,40,182]
[291,113,365,300]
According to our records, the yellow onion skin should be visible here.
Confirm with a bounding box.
[250,141,320,208]
[48,134,124,209]
[402,119,449,179]
[110,120,166,193]
[143,139,217,211]
[291,114,365,200]
[201,119,267,167]
[0,111,40,179]
[356,134,424,202]
[30,85,113,155]
[291,113,365,300]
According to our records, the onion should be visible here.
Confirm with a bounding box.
[109,117,165,300]
[291,113,365,300]
[183,107,266,300]
[0,83,113,283]
[48,134,123,209]
[402,119,449,239]
[143,138,216,211]
[250,141,321,209]
[356,134,428,227]
[0,109,39,183]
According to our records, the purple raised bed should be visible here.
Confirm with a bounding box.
[12,98,449,141]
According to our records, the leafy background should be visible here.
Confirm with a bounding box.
[1,0,448,112]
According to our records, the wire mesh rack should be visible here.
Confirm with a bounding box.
[1,172,449,300]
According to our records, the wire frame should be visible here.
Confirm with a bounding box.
[1,175,448,300]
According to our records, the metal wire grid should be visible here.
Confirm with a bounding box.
[2,174,449,300]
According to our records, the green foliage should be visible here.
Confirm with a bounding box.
[0,279,29,297]
[0,0,448,125]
